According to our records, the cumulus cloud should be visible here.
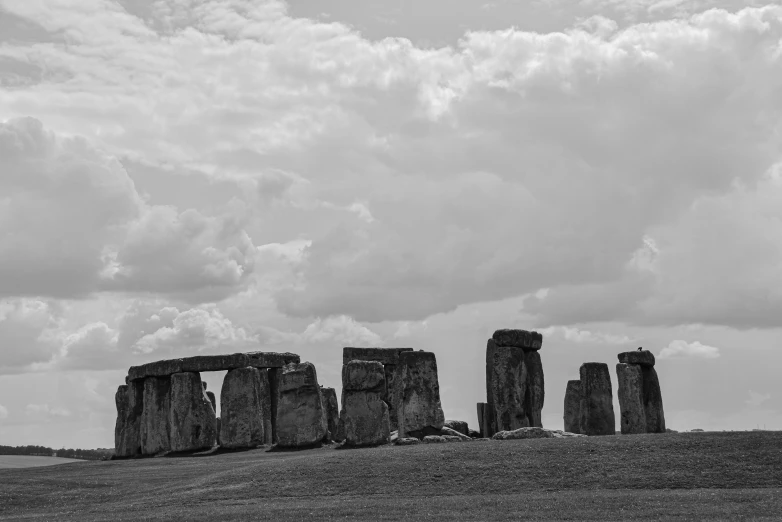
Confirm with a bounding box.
[658,340,721,359]
[0,299,63,371]
[539,326,635,345]
[300,315,383,346]
[0,403,8,419]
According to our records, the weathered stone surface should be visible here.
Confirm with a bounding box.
[321,386,340,442]
[486,340,529,433]
[220,367,265,449]
[492,329,543,350]
[390,430,398,443]
[129,359,184,381]
[268,368,280,443]
[182,354,249,373]
[396,437,421,445]
[342,347,414,366]
[397,351,445,439]
[493,427,554,440]
[114,380,144,457]
[384,364,400,432]
[442,435,463,443]
[205,391,217,412]
[616,363,646,435]
[524,350,545,428]
[341,361,390,447]
[169,372,217,452]
[618,350,656,367]
[440,426,472,441]
[422,435,448,444]
[477,403,485,437]
[579,363,616,436]
[468,429,481,439]
[642,367,666,433]
[247,352,300,368]
[563,380,582,434]
[276,362,328,448]
[140,376,172,455]
[479,402,497,439]
[258,368,273,445]
[342,360,385,392]
[443,420,469,436]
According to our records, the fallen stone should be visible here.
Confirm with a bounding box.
[439,426,472,441]
[140,376,172,455]
[579,363,616,436]
[114,380,144,457]
[486,339,529,433]
[642,367,666,433]
[246,352,301,368]
[182,353,249,373]
[563,380,582,434]
[342,347,414,366]
[442,435,463,443]
[390,430,399,443]
[220,367,265,449]
[524,350,545,428]
[321,386,340,443]
[616,363,646,435]
[206,391,217,413]
[422,435,448,444]
[397,351,445,439]
[617,350,656,367]
[276,362,328,448]
[492,427,554,440]
[169,372,218,452]
[341,360,391,447]
[468,429,481,439]
[491,329,543,350]
[443,420,469,436]
[396,437,421,446]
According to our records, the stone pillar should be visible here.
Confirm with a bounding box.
[268,367,280,443]
[384,364,399,431]
[114,380,144,457]
[524,350,545,428]
[340,361,391,446]
[258,368,274,446]
[205,391,217,413]
[220,367,265,449]
[276,362,328,448]
[616,363,646,435]
[140,376,172,455]
[321,386,341,442]
[642,367,666,433]
[169,372,218,452]
[578,363,616,436]
[563,380,581,434]
[486,339,529,433]
[397,351,445,439]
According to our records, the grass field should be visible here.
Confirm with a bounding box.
[1,431,781,521]
[0,455,83,469]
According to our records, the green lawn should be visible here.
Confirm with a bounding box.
[1,431,781,521]
[0,455,83,469]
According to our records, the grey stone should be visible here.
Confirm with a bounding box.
[492,329,543,350]
[492,427,555,440]
[442,435,463,443]
[276,362,328,448]
[468,429,481,438]
[321,387,341,442]
[205,391,217,412]
[486,339,529,433]
[268,368,281,443]
[440,426,472,441]
[246,351,301,368]
[341,361,390,447]
[443,420,469,436]
[579,363,616,436]
[384,364,400,432]
[342,360,385,392]
[642,367,666,433]
[397,351,445,439]
[396,437,421,446]
[140,376,172,455]
[182,353,249,373]
[258,368,273,445]
[563,380,582,434]
[127,352,300,381]
[169,372,217,452]
[616,363,646,435]
[114,380,143,457]
[129,359,184,381]
[524,350,545,428]
[618,350,655,367]
[342,347,414,366]
[422,435,448,444]
[220,367,265,449]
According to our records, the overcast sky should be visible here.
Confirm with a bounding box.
[1,0,781,449]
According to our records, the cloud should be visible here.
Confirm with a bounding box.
[0,299,63,371]
[25,403,71,419]
[300,315,383,346]
[746,390,771,408]
[539,325,635,345]
[0,403,8,419]
[658,340,721,359]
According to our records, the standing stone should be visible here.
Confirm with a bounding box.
[268,368,281,443]
[114,380,144,457]
[169,372,218,452]
[257,368,274,446]
[578,363,616,436]
[443,420,469,436]
[341,360,391,447]
[205,391,217,413]
[618,350,656,367]
[276,362,328,448]
[563,380,582,434]
[616,363,646,435]
[642,367,666,433]
[140,376,172,455]
[492,329,543,350]
[220,367,265,449]
[486,340,529,433]
[321,386,340,442]
[524,350,545,428]
[396,351,445,439]
[384,364,400,431]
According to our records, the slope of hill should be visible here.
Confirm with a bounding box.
[0,455,83,469]
[1,431,781,520]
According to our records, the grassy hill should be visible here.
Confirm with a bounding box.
[1,431,781,521]
[0,455,83,470]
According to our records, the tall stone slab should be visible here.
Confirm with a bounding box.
[258,368,274,445]
[616,363,646,435]
[486,340,529,433]
[276,362,328,448]
[268,368,281,443]
[396,351,445,439]
[114,380,144,457]
[140,376,172,455]
[220,367,265,449]
[169,372,217,452]
[205,391,217,412]
[642,367,666,433]
[578,363,616,436]
[340,360,391,446]
[563,380,581,434]
[524,350,545,428]
[321,386,340,442]
[384,364,400,431]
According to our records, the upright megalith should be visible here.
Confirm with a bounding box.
[340,360,391,446]
[563,380,582,434]
[205,391,217,413]
[276,362,328,448]
[169,372,217,452]
[220,367,265,449]
[140,376,172,455]
[578,363,616,436]
[114,380,144,457]
[616,363,646,435]
[257,368,274,445]
[486,340,529,432]
[642,366,666,433]
[524,350,545,428]
[397,351,445,439]
[321,386,340,442]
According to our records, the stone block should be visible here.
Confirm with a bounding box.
[246,352,301,368]
[181,353,249,373]
[486,339,529,433]
[258,368,273,445]
[491,329,543,350]
[524,350,545,428]
[616,363,646,435]
[642,367,666,433]
[220,367,265,449]
[342,360,385,392]
[140,376,172,455]
[443,420,469,436]
[114,380,144,458]
[321,386,340,442]
[397,351,445,439]
[169,372,218,452]
[342,347,414,366]
[563,380,582,434]
[578,363,616,436]
[276,362,328,448]
[618,350,656,367]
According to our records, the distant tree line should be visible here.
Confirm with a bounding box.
[0,445,115,460]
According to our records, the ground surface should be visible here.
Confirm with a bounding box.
[1,431,781,521]
[0,455,83,469]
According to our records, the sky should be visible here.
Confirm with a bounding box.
[1,0,782,449]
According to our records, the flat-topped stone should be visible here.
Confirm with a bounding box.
[127,352,301,381]
[492,329,543,350]
[618,350,655,367]
[247,351,300,368]
[128,359,184,381]
[342,360,385,392]
[342,347,414,366]
[182,354,249,373]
